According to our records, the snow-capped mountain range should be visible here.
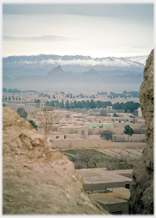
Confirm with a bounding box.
[3,54,148,79]
[3,54,148,92]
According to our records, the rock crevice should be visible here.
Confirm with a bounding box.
[130,49,154,214]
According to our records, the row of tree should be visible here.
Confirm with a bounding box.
[3,88,37,94]
[44,100,140,112]
[3,88,21,93]
[107,91,139,99]
[3,96,21,100]
[112,101,140,112]
[65,92,96,99]
[45,100,112,109]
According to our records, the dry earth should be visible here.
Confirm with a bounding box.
[3,106,109,215]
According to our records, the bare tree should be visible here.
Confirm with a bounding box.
[100,109,107,116]
[76,150,93,168]
[35,105,59,141]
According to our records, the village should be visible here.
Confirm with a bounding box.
[3,89,146,214]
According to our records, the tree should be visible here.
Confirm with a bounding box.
[17,108,28,119]
[28,120,38,130]
[61,100,64,108]
[77,101,82,108]
[77,150,93,168]
[90,100,96,108]
[66,92,70,98]
[100,130,113,141]
[123,125,134,141]
[34,99,40,104]
[3,88,7,93]
[65,100,70,109]
[113,113,118,117]
[97,100,102,108]
[35,105,59,141]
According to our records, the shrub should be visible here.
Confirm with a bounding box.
[77,150,92,168]
[17,107,27,119]
[75,163,86,169]
[28,120,38,130]
[69,156,77,162]
[113,113,118,117]
[100,130,113,141]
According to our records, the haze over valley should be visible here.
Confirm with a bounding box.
[3,54,147,93]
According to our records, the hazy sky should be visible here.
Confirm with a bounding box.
[2,3,154,57]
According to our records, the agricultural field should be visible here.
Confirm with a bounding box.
[60,149,134,170]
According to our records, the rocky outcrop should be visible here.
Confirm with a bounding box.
[3,106,109,215]
[130,49,154,214]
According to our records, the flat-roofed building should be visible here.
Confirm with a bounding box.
[60,125,88,137]
[76,168,132,214]
[84,122,114,129]
[76,168,132,191]
[89,187,130,214]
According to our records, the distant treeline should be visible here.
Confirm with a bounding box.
[45,100,140,112]
[3,88,139,99]
[3,88,37,94]
[106,91,139,99]
[65,92,96,99]
[3,88,21,93]
[65,91,139,99]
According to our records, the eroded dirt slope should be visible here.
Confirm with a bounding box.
[3,106,109,215]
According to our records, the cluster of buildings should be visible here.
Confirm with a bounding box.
[3,92,144,142]
[76,168,132,214]
[28,109,144,142]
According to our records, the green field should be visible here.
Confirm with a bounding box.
[59,149,134,170]
[60,149,110,157]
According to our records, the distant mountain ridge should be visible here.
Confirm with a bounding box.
[47,65,72,77]
[3,54,147,92]
[3,64,144,93]
[82,68,99,76]
[3,54,148,79]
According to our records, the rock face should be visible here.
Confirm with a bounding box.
[3,107,109,215]
[130,49,154,214]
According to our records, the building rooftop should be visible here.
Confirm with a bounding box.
[76,168,132,191]
[89,187,130,201]
[60,126,88,129]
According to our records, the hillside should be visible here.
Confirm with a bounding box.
[2,106,109,214]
